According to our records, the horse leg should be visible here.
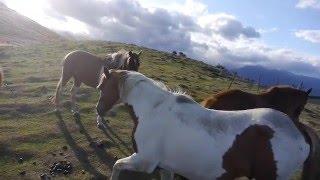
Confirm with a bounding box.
[53,66,72,112]
[110,153,159,180]
[70,78,81,115]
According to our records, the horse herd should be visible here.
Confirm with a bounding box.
[39,50,319,179]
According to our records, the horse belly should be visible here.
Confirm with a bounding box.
[159,126,235,179]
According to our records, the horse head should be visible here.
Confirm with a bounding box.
[266,86,311,121]
[125,50,142,71]
[96,67,127,116]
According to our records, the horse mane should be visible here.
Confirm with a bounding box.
[125,71,190,98]
[105,49,130,68]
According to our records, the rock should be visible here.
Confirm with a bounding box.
[19,171,26,176]
[96,141,104,149]
[49,160,73,176]
[40,173,49,180]
[18,157,23,164]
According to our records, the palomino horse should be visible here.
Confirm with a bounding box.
[201,86,312,122]
[52,49,141,115]
[201,87,319,180]
[97,69,310,180]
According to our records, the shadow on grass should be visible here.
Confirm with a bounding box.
[55,112,107,179]
[100,119,132,156]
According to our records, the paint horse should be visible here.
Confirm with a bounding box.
[52,49,141,116]
[201,87,319,180]
[97,69,310,180]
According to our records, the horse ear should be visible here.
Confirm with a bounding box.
[306,88,312,95]
[137,50,142,56]
[104,66,110,78]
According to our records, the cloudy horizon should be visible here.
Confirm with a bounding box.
[1,0,319,78]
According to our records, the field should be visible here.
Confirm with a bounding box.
[0,40,319,179]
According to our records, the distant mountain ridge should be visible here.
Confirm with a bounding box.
[234,65,320,96]
[0,2,61,45]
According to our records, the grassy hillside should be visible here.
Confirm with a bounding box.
[0,41,319,179]
[0,2,61,46]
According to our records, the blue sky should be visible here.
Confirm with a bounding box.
[1,0,320,77]
[204,0,320,56]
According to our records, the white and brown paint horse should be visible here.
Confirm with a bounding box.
[97,69,310,180]
[52,49,141,115]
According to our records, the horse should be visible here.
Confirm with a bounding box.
[96,68,310,180]
[52,49,141,116]
[201,87,319,179]
[201,86,312,122]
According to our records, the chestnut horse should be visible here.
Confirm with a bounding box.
[52,49,141,115]
[202,86,319,180]
[97,69,310,180]
[201,86,312,122]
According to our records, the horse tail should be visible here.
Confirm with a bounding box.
[301,124,320,180]
[52,60,72,107]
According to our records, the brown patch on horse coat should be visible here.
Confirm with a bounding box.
[126,104,139,153]
[218,125,277,180]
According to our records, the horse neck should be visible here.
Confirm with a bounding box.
[123,80,169,120]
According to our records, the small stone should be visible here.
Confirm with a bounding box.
[32,162,37,165]
[19,171,26,176]
[62,146,68,151]
[40,173,48,180]
[59,152,64,156]
[81,170,85,174]
[18,157,23,164]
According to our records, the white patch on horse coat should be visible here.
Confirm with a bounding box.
[113,71,310,180]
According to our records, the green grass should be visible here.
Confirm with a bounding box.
[0,40,319,179]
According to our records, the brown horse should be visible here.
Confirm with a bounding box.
[201,86,312,122]
[52,49,141,114]
[201,86,319,180]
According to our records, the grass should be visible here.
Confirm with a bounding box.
[0,40,319,179]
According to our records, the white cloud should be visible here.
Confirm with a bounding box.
[296,0,320,9]
[295,30,320,43]
[1,0,319,77]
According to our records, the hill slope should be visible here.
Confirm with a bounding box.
[0,2,61,46]
[0,41,319,179]
[234,65,320,96]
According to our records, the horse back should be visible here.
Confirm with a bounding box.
[62,50,105,87]
[202,89,261,110]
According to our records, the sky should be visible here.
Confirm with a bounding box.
[1,0,320,78]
